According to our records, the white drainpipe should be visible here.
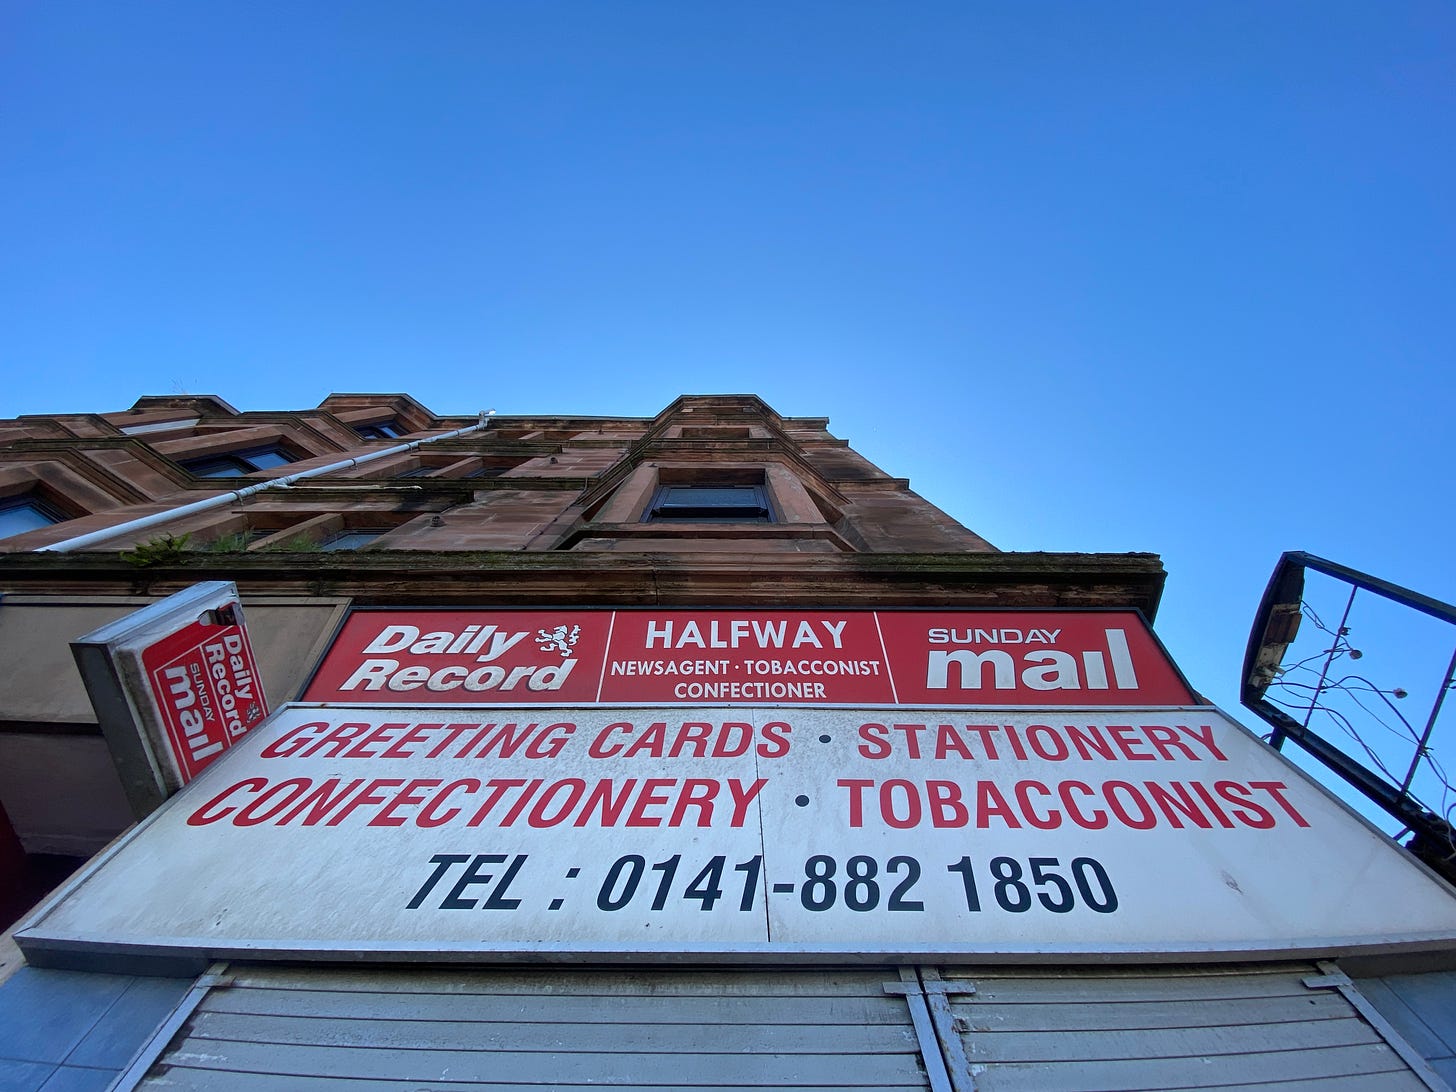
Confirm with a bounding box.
[37,412,496,553]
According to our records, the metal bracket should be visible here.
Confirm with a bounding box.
[109,960,230,1092]
[1302,961,1452,1092]
[920,968,978,1088]
[884,967,976,1092]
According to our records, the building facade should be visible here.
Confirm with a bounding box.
[0,393,1452,1091]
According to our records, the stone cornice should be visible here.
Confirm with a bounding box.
[0,550,1168,617]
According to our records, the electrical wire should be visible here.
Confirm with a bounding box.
[1266,596,1456,856]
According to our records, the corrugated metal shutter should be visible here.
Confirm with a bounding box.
[136,965,931,1090]
[935,963,1431,1091]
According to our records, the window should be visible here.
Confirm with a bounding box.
[0,496,65,539]
[181,446,295,478]
[354,421,403,440]
[120,417,200,436]
[643,485,773,523]
[320,529,384,551]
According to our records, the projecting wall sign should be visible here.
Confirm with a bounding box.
[19,703,1456,968]
[303,609,1196,706]
[71,581,270,816]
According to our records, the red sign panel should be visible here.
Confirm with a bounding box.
[874,611,1195,706]
[140,618,270,780]
[304,609,1195,706]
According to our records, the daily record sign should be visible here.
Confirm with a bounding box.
[139,617,267,780]
[20,704,1456,965]
[303,609,1195,706]
[71,581,269,814]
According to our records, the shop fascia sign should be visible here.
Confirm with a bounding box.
[71,581,269,816]
[303,607,1197,706]
[18,701,1456,970]
[28,604,1453,972]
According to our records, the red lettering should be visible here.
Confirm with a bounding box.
[669,779,718,826]
[259,724,321,759]
[419,779,480,827]
[1217,780,1276,828]
[1104,780,1157,829]
[881,779,921,828]
[235,778,313,826]
[1250,781,1309,827]
[934,725,973,760]
[574,779,637,826]
[1143,725,1199,761]
[757,721,792,759]
[626,778,674,826]
[465,779,525,826]
[1014,780,1060,829]
[892,724,925,759]
[975,781,1021,829]
[1108,725,1153,760]
[425,723,483,759]
[500,778,544,826]
[381,723,440,759]
[666,722,712,758]
[344,722,409,759]
[325,779,404,826]
[926,780,968,827]
[301,722,371,758]
[277,777,365,826]
[187,777,266,825]
[369,778,443,826]
[589,722,633,758]
[1058,781,1108,829]
[857,724,890,759]
[527,779,587,827]
[838,778,874,826]
[623,722,667,759]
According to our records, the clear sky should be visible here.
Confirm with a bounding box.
[4,2,1454,735]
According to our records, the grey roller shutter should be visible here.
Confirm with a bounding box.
[136,965,931,1090]
[932,963,1433,1091]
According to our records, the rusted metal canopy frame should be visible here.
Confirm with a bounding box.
[1241,550,1456,868]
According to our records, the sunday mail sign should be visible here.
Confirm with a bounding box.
[303,608,1195,706]
[71,581,270,815]
[20,703,1456,967]
[139,616,267,780]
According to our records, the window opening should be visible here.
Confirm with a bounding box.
[354,421,403,440]
[120,417,200,436]
[320,529,385,552]
[181,446,295,478]
[643,484,773,523]
[0,496,66,539]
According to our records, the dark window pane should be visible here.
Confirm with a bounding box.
[660,486,760,506]
[645,484,772,523]
[184,456,251,477]
[181,446,294,476]
[244,449,293,469]
[321,530,383,552]
[355,422,402,440]
[0,498,62,539]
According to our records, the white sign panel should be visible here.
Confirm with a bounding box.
[19,704,1456,966]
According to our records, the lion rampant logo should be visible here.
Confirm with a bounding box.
[536,624,581,658]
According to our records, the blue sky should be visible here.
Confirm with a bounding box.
[4,1,1454,736]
